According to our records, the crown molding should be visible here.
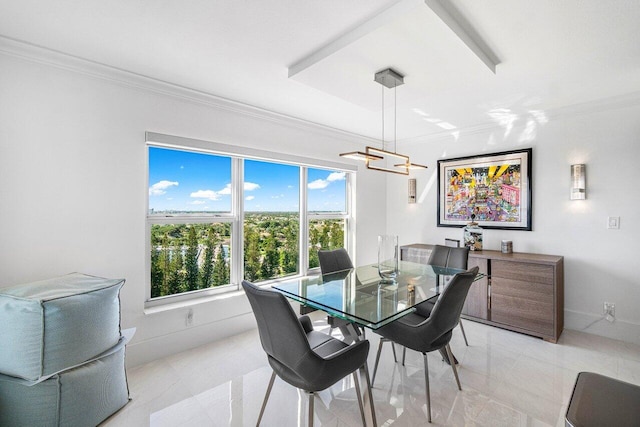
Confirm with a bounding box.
[546,91,640,120]
[0,35,378,147]
[3,35,639,149]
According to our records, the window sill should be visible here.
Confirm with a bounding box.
[143,288,247,315]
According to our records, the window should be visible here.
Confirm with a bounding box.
[243,160,300,282]
[146,134,355,305]
[148,147,234,300]
[150,223,231,298]
[307,167,348,269]
[148,147,232,214]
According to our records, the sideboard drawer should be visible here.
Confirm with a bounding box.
[491,260,554,285]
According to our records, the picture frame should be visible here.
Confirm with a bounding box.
[437,148,532,230]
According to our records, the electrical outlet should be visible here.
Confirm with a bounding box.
[186,308,194,326]
[604,302,615,322]
[607,216,620,229]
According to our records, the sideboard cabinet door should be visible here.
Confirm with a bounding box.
[462,257,489,320]
[490,260,555,337]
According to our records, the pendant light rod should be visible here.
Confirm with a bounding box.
[394,83,397,154]
[381,84,385,152]
[339,67,427,174]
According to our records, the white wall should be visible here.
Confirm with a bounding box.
[386,103,640,344]
[0,50,387,366]
[2,43,637,369]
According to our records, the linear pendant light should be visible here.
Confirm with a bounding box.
[340,68,427,175]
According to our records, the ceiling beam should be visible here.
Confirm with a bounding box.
[423,0,500,73]
[288,0,423,78]
[288,0,500,78]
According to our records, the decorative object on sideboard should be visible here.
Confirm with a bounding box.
[444,238,460,247]
[437,148,532,230]
[463,214,483,251]
[339,68,427,175]
[501,240,513,254]
[570,164,586,200]
[408,178,416,203]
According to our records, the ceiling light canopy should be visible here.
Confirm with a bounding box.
[340,68,427,175]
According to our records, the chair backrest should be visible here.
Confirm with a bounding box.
[317,248,353,274]
[428,244,469,270]
[241,281,311,369]
[428,266,479,334]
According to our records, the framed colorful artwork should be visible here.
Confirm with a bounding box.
[437,148,532,230]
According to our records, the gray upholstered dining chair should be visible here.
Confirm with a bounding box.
[425,244,471,346]
[241,280,376,427]
[383,244,472,374]
[317,248,358,337]
[396,245,469,370]
[371,267,479,423]
[318,248,353,274]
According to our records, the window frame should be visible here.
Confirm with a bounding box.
[305,167,352,273]
[145,132,356,308]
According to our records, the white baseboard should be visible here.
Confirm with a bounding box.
[565,309,640,345]
[124,313,256,368]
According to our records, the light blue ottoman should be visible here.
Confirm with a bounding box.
[0,335,131,427]
[0,273,125,381]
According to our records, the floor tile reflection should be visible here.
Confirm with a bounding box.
[102,317,640,426]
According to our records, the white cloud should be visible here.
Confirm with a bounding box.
[327,172,346,182]
[191,200,206,205]
[308,179,329,190]
[246,195,255,201]
[190,190,220,201]
[308,172,345,190]
[190,181,261,201]
[149,180,178,196]
[244,182,260,191]
[218,184,232,195]
[217,182,260,196]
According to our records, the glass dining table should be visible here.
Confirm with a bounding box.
[273,260,483,426]
[273,260,483,336]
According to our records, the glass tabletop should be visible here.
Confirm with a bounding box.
[273,260,481,329]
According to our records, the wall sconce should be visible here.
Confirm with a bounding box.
[571,164,586,200]
[408,178,416,203]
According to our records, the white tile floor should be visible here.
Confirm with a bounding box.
[103,316,640,426]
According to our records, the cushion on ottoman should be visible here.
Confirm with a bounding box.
[0,336,130,427]
[0,273,124,381]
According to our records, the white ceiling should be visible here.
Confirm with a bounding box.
[1,0,639,145]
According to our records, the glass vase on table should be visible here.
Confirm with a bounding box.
[378,235,398,283]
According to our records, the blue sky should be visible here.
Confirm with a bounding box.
[148,147,346,212]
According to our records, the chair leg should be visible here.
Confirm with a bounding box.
[446,344,462,390]
[391,341,398,363]
[308,392,314,427]
[402,347,406,366]
[257,371,276,426]
[422,353,432,423]
[361,362,378,427]
[371,339,384,386]
[353,372,366,426]
[459,319,469,346]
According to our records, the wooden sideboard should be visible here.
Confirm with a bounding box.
[400,243,564,343]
